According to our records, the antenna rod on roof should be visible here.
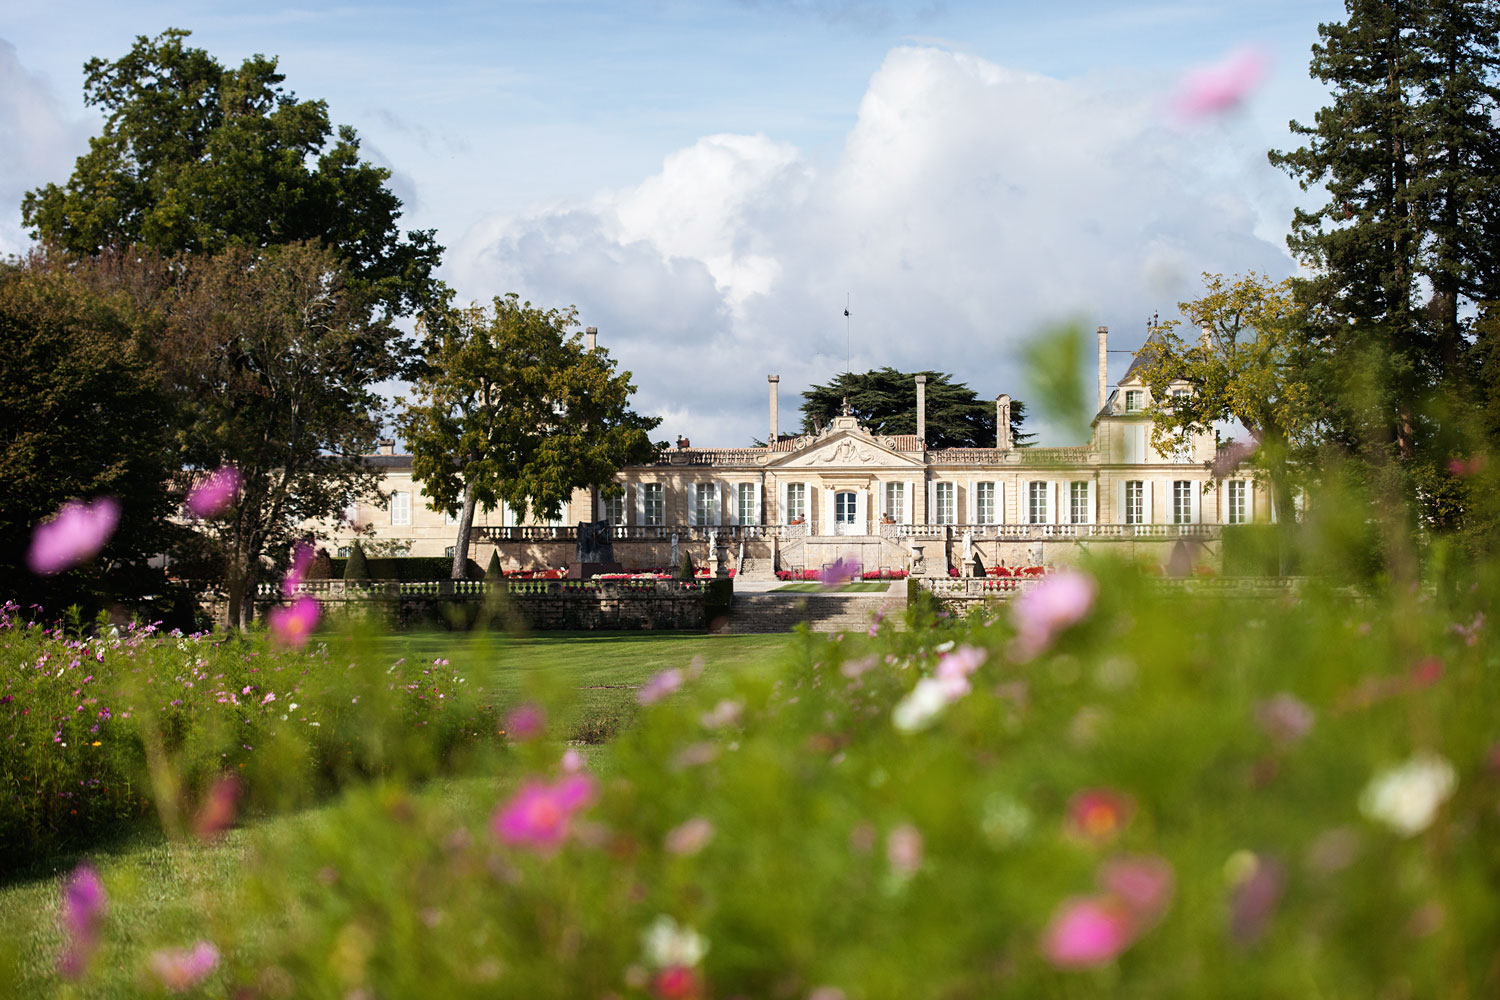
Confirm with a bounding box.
[843,293,852,417]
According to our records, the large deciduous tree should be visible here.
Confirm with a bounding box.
[399,296,662,579]
[799,368,1032,449]
[0,249,178,613]
[21,28,442,320]
[1134,273,1324,526]
[167,242,397,628]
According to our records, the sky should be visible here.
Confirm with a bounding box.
[0,0,1347,446]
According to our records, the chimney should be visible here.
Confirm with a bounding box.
[996,394,1012,451]
[585,326,598,352]
[1201,324,1213,349]
[378,438,395,456]
[768,375,780,447]
[1097,325,1108,413]
[915,374,928,447]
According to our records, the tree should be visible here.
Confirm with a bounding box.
[21,28,442,320]
[0,248,178,613]
[1134,273,1324,527]
[1269,0,1500,466]
[166,242,397,627]
[399,295,662,579]
[798,368,1032,449]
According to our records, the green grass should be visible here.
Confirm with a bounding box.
[773,582,891,593]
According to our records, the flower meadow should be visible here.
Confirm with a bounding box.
[0,601,505,873]
[3,556,1498,998]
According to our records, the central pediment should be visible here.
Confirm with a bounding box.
[768,417,925,470]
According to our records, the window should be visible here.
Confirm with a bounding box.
[1228,480,1248,524]
[785,483,806,523]
[1125,389,1144,412]
[337,545,352,558]
[1171,434,1194,464]
[390,491,411,526]
[1173,480,1193,524]
[1070,482,1090,524]
[1028,482,1049,524]
[603,492,625,525]
[1171,388,1190,408]
[737,483,756,525]
[445,507,459,525]
[643,483,664,526]
[444,545,456,558]
[1125,481,1145,525]
[694,483,718,526]
[884,482,905,523]
[934,482,956,524]
[974,482,996,524]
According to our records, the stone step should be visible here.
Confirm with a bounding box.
[723,588,907,634]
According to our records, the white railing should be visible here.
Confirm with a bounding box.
[917,574,1298,599]
[259,578,712,600]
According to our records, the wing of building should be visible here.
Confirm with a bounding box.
[326,326,1268,576]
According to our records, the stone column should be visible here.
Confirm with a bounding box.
[1097,326,1108,413]
[915,374,928,447]
[996,393,1012,451]
[768,374,780,447]
[586,326,598,352]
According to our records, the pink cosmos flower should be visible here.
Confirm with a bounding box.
[1012,570,1097,660]
[192,774,243,839]
[664,816,715,856]
[1067,788,1135,843]
[28,498,121,576]
[652,965,704,1000]
[1172,47,1267,119]
[822,557,860,588]
[1254,693,1315,746]
[184,466,239,518]
[1409,656,1444,689]
[1041,896,1135,968]
[1228,853,1285,946]
[1448,454,1487,478]
[504,703,546,741]
[149,941,219,992]
[1099,855,1174,930]
[58,863,107,979]
[491,774,597,852]
[560,748,587,773]
[281,541,315,596]
[638,667,684,705]
[268,595,319,647]
[886,823,923,875]
[935,644,987,689]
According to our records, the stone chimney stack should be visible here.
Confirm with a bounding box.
[1201,324,1213,349]
[996,394,1012,451]
[378,438,395,456]
[768,375,780,447]
[915,374,928,447]
[1097,325,1109,413]
[585,326,598,352]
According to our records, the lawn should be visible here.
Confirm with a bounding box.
[773,582,891,593]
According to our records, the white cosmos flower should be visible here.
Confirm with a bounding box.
[1359,752,1457,837]
[642,915,708,968]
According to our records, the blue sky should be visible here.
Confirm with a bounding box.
[1,1,1346,445]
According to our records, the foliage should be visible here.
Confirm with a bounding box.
[799,368,1033,448]
[1020,323,1090,440]
[343,545,370,582]
[0,249,184,618]
[21,29,441,320]
[165,242,399,627]
[677,552,696,581]
[6,553,1497,997]
[485,550,504,580]
[399,295,661,578]
[0,603,503,874]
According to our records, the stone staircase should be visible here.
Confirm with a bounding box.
[723,583,909,634]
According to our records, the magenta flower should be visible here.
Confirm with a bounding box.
[28,498,120,576]
[149,941,219,992]
[935,644,987,686]
[192,774,243,839]
[885,823,923,875]
[268,595,320,647]
[1172,46,1267,119]
[822,557,860,588]
[664,816,715,856]
[281,541,315,596]
[1041,896,1135,968]
[491,774,597,852]
[1011,570,1097,660]
[58,863,107,979]
[504,703,546,741]
[1099,854,1174,930]
[1254,693,1315,746]
[184,466,239,518]
[638,667,685,705]
[1067,788,1135,843]
[1227,853,1285,946]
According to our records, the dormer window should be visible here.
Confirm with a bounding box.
[1125,390,1144,413]
[1171,388,1190,408]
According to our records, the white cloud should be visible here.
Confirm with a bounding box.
[452,45,1295,446]
[0,39,92,257]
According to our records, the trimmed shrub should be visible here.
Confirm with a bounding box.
[485,550,504,579]
[343,543,370,581]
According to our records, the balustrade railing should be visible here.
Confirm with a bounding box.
[462,522,1223,545]
[260,578,712,600]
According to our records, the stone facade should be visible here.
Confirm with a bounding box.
[315,328,1270,577]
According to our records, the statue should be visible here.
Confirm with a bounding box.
[961,528,973,571]
[671,532,679,567]
[566,517,622,579]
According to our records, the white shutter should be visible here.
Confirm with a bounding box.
[1190,480,1201,524]
[1117,480,1128,525]
[967,478,976,524]
[876,482,886,521]
[688,485,698,527]
[778,481,787,524]
[753,482,763,524]
[1246,481,1256,523]
[855,489,867,533]
[1049,482,1060,525]
[1087,480,1097,525]
[1143,480,1155,524]
[928,481,937,525]
[996,481,1005,525]
[825,486,835,533]
[906,479,916,524]
[727,482,739,526]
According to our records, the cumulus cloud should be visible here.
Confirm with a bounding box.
[0,39,91,258]
[451,46,1293,446]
